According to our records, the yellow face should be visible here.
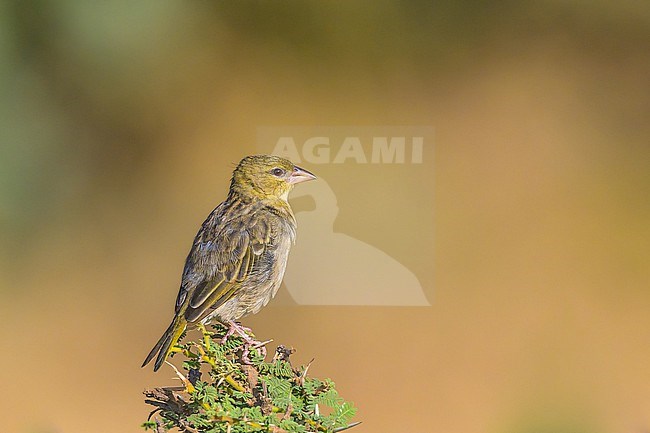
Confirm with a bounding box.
[232,155,316,200]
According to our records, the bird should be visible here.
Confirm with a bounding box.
[142,155,316,371]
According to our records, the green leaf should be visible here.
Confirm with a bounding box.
[202,385,219,404]
[271,360,294,378]
[280,419,307,433]
[187,413,211,427]
[313,388,343,408]
[141,421,157,430]
[333,402,357,428]
[302,377,322,395]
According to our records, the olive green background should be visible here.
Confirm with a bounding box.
[1,2,649,433]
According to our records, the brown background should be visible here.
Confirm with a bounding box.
[1,2,649,433]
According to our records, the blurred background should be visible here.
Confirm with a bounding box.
[1,2,649,433]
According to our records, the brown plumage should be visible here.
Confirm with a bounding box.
[143,155,316,371]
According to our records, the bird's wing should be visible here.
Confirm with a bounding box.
[178,212,272,323]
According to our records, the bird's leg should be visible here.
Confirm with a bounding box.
[220,321,252,343]
[231,321,253,338]
[241,337,274,364]
[220,324,237,343]
[222,321,272,363]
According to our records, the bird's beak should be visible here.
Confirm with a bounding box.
[287,165,316,184]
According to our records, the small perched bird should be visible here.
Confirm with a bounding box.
[143,155,316,371]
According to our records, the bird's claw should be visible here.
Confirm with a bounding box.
[221,321,253,344]
[240,338,273,364]
[221,321,272,363]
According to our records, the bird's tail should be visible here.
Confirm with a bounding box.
[142,314,187,372]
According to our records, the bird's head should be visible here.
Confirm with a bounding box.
[230,155,316,201]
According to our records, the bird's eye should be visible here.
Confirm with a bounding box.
[271,168,285,177]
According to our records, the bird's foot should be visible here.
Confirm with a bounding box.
[241,338,273,364]
[221,321,253,344]
[221,321,272,364]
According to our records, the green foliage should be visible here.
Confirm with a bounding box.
[143,324,358,433]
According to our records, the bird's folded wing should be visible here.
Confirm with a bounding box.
[185,277,237,323]
[181,216,271,323]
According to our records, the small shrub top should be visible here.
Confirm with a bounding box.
[143,324,358,433]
